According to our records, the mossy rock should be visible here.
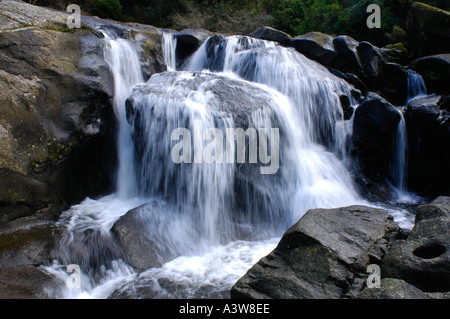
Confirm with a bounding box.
[412,54,450,95]
[407,2,450,57]
[0,223,58,268]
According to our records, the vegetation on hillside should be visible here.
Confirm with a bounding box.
[34,0,449,46]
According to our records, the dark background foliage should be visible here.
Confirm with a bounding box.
[33,0,449,46]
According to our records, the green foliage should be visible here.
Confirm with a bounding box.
[264,0,350,37]
[91,0,123,21]
[33,0,449,46]
[386,25,408,44]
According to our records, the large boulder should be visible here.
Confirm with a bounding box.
[0,0,69,31]
[357,41,380,80]
[174,28,213,65]
[332,35,363,74]
[231,205,401,299]
[406,2,450,58]
[404,95,450,196]
[374,62,409,106]
[125,71,286,223]
[126,71,276,133]
[0,1,118,229]
[294,32,409,106]
[122,23,167,80]
[289,32,337,66]
[249,26,292,46]
[111,200,201,271]
[0,27,117,223]
[412,54,450,95]
[382,196,450,292]
[0,266,62,299]
[111,204,167,271]
[352,93,401,179]
[0,1,166,231]
[0,216,58,268]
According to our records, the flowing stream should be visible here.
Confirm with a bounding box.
[43,32,416,298]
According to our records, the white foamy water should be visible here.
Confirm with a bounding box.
[43,195,279,299]
[103,32,144,198]
[161,31,177,71]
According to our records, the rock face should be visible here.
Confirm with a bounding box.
[352,93,401,180]
[404,95,450,196]
[412,54,450,95]
[356,278,431,299]
[332,35,363,74]
[174,28,213,66]
[0,266,62,299]
[382,197,450,292]
[289,32,337,66]
[0,1,116,228]
[289,32,411,105]
[249,26,292,46]
[111,204,165,270]
[406,2,450,58]
[125,71,285,217]
[231,206,400,299]
[111,200,200,271]
[0,1,166,232]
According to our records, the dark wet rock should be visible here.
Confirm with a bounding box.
[174,28,213,65]
[289,32,336,66]
[0,1,167,232]
[332,35,363,74]
[249,26,292,46]
[231,205,400,299]
[415,196,450,223]
[0,266,62,299]
[382,197,450,292]
[412,54,450,95]
[357,41,380,79]
[375,62,409,106]
[352,93,401,179]
[111,205,163,271]
[111,200,200,271]
[0,219,58,268]
[406,2,450,58]
[404,95,450,196]
[339,95,354,120]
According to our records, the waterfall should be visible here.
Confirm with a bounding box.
[406,69,427,101]
[390,109,408,194]
[183,36,361,216]
[102,32,144,198]
[127,36,363,237]
[389,70,427,199]
[46,33,379,299]
[161,32,177,71]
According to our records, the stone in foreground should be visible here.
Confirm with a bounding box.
[231,205,400,299]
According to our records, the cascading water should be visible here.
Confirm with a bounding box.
[406,69,427,102]
[388,69,427,200]
[184,36,361,215]
[43,33,414,299]
[389,110,408,194]
[103,32,144,198]
[43,31,147,298]
[161,31,177,71]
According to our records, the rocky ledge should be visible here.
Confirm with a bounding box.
[231,197,450,299]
